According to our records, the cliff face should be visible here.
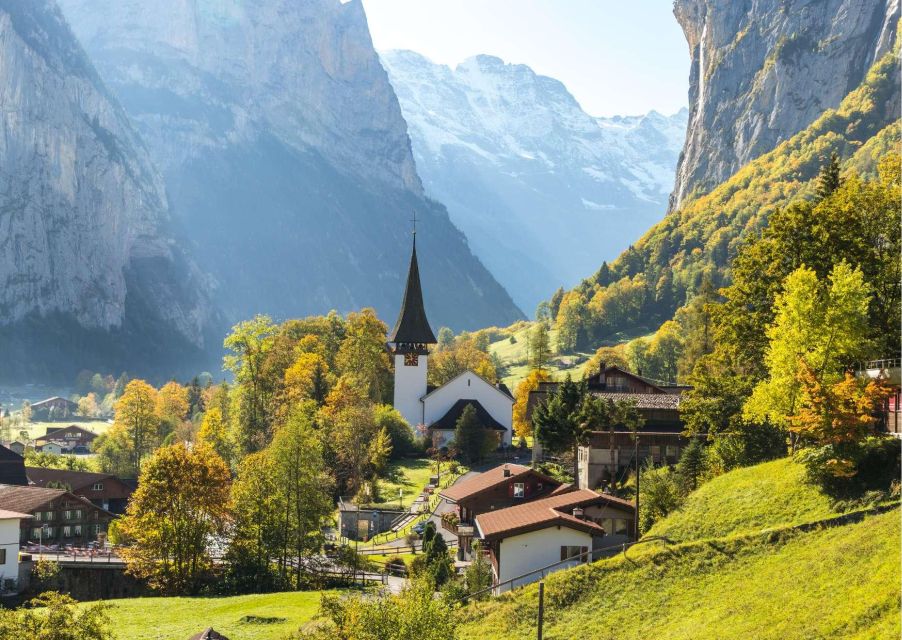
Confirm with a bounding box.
[670,0,900,210]
[0,0,214,380]
[381,50,687,311]
[58,0,523,329]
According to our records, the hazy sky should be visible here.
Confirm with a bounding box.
[362,0,689,117]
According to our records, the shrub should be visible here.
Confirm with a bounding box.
[639,463,683,534]
[796,435,901,497]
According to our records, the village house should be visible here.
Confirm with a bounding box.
[29,396,78,421]
[0,509,31,589]
[0,484,114,546]
[439,463,562,560]
[528,364,689,490]
[1,441,25,456]
[35,424,98,454]
[474,488,635,593]
[26,467,135,515]
[0,445,27,486]
[388,236,513,448]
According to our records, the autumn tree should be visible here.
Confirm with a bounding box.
[156,381,189,442]
[428,337,497,387]
[336,309,392,403]
[112,380,160,476]
[196,406,234,466]
[77,393,100,419]
[120,443,231,594]
[528,322,552,371]
[512,369,550,439]
[224,315,277,455]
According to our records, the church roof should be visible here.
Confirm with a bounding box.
[429,399,507,432]
[389,238,436,345]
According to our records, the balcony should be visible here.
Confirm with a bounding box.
[440,512,475,536]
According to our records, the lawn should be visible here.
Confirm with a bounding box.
[371,458,435,509]
[10,419,111,442]
[458,509,900,640]
[95,590,332,640]
[646,457,887,542]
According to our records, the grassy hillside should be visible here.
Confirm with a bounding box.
[646,457,875,542]
[459,510,899,640]
[93,591,329,640]
[457,458,901,639]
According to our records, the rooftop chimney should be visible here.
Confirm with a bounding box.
[503,465,511,478]
[572,507,584,520]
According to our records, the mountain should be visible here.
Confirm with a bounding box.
[545,6,900,351]
[0,0,216,381]
[670,0,900,210]
[380,50,688,312]
[56,0,523,332]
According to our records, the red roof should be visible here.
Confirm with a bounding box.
[475,488,634,540]
[440,464,557,503]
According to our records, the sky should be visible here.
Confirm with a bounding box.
[361,0,689,117]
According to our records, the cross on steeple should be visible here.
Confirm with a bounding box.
[410,210,418,237]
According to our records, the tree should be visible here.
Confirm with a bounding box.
[77,393,100,419]
[554,292,587,353]
[120,443,231,594]
[744,263,872,436]
[454,403,491,464]
[0,592,112,640]
[533,376,589,481]
[320,378,380,496]
[528,322,552,371]
[428,337,497,387]
[637,463,682,533]
[336,309,392,403]
[21,401,31,424]
[548,287,565,319]
[436,326,455,350]
[674,437,707,494]
[646,320,683,383]
[422,523,452,587]
[815,151,842,201]
[676,274,717,379]
[197,407,234,466]
[374,404,416,459]
[512,369,551,439]
[368,426,393,477]
[224,315,277,455]
[156,381,189,441]
[93,427,135,478]
[283,351,332,409]
[535,301,552,323]
[113,380,160,476]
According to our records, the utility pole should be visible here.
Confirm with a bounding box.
[634,432,640,540]
[537,581,545,640]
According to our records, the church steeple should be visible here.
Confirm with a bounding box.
[389,235,436,351]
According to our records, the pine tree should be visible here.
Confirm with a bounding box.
[815,151,842,200]
[454,403,487,463]
[529,322,552,371]
[675,437,707,494]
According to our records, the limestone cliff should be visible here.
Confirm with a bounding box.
[670,0,899,210]
[0,0,214,380]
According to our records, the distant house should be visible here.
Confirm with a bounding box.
[475,488,635,593]
[26,468,135,515]
[35,442,63,455]
[0,509,31,588]
[439,463,561,560]
[29,397,78,421]
[0,446,27,486]
[528,364,690,489]
[2,442,26,456]
[36,425,97,453]
[0,484,114,545]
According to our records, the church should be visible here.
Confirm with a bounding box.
[387,236,514,449]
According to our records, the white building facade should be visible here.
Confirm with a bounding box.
[0,509,30,590]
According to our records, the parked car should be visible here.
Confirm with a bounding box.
[412,521,427,535]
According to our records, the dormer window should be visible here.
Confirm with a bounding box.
[92,482,104,491]
[513,482,525,498]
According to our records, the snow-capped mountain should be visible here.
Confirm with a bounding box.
[381,50,688,311]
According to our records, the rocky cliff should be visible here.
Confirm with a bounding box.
[381,50,687,311]
[57,0,523,330]
[670,0,899,210]
[0,0,215,380]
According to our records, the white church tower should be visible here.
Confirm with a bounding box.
[388,234,437,429]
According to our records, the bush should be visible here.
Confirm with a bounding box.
[639,463,683,534]
[796,435,901,497]
[0,592,112,640]
[708,421,787,471]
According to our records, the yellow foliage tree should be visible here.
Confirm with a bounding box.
[113,380,160,476]
[513,369,551,439]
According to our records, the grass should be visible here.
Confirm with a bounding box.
[487,323,593,388]
[371,458,434,509]
[94,590,332,640]
[458,509,900,640]
[646,457,887,542]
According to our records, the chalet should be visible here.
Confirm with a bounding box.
[439,463,561,560]
[0,445,27,486]
[36,425,98,453]
[475,488,635,593]
[0,484,113,545]
[0,509,31,588]
[29,397,78,421]
[26,468,134,514]
[388,236,514,449]
[528,364,690,489]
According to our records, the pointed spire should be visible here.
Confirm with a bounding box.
[389,235,436,346]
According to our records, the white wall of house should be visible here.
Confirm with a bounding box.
[423,372,513,446]
[495,525,592,592]
[0,517,22,586]
[394,353,428,428]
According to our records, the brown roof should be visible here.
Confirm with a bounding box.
[26,467,117,491]
[440,464,555,503]
[588,392,681,410]
[475,488,635,540]
[0,484,114,516]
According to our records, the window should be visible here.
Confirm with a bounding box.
[0,549,5,564]
[560,546,588,562]
[614,519,629,536]
[666,445,679,458]
[92,483,104,491]
[73,509,82,520]
[32,528,41,539]
[537,482,543,492]
[73,525,82,537]
[650,445,662,462]
[64,510,71,520]
[33,512,41,522]
[63,526,71,537]
[45,511,53,521]
[45,527,54,538]
[603,519,614,535]
[92,524,102,535]
[513,483,525,498]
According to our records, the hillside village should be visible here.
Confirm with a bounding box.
[0,1,900,639]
